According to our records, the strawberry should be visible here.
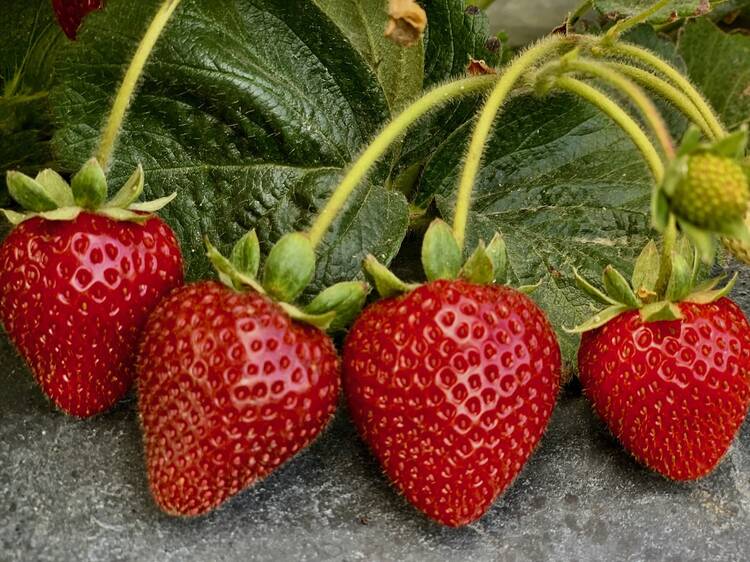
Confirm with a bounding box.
[0,159,183,417]
[578,299,750,480]
[136,230,367,515]
[342,220,561,527]
[571,236,750,479]
[52,0,103,39]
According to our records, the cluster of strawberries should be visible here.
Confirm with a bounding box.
[2,0,749,530]
[3,151,750,528]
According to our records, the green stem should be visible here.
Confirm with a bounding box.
[453,34,569,249]
[603,0,670,43]
[306,74,498,249]
[568,0,594,31]
[554,76,665,183]
[564,59,675,158]
[605,61,714,139]
[655,214,676,297]
[96,0,183,171]
[608,42,726,139]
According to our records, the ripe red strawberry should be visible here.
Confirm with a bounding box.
[343,279,561,527]
[0,212,183,417]
[52,0,104,39]
[578,299,750,480]
[1,160,183,417]
[137,281,341,516]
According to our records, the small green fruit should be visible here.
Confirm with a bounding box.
[671,154,749,231]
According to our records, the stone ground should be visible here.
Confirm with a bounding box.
[2,266,750,562]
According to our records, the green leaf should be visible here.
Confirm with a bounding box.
[51,0,409,289]
[314,0,424,112]
[0,0,66,204]
[679,18,750,129]
[422,92,653,364]
[593,1,710,24]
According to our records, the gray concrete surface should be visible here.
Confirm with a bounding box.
[2,267,750,561]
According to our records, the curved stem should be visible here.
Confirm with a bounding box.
[603,0,670,44]
[565,59,675,158]
[605,61,714,139]
[554,76,665,183]
[567,1,594,32]
[453,34,569,249]
[306,74,497,249]
[96,0,183,171]
[608,42,726,139]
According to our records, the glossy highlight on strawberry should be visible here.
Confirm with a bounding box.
[137,281,340,516]
[0,212,183,417]
[578,298,750,480]
[343,280,561,527]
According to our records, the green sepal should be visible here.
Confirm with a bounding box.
[460,242,494,285]
[573,268,618,306]
[640,301,683,322]
[71,158,108,209]
[1,209,27,225]
[421,219,462,282]
[631,240,660,294]
[6,171,59,212]
[486,233,508,284]
[714,217,750,242]
[665,251,692,302]
[693,274,724,293]
[674,236,699,288]
[679,219,716,264]
[230,230,261,279]
[205,238,265,294]
[98,207,149,223]
[128,193,177,213]
[676,126,702,158]
[106,165,144,208]
[35,169,74,207]
[262,232,316,302]
[660,156,688,198]
[711,127,747,160]
[278,302,337,331]
[517,280,543,295]
[603,265,639,308]
[684,273,737,304]
[304,281,369,332]
[566,304,632,333]
[37,207,82,222]
[364,254,416,298]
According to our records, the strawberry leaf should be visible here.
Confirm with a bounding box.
[51,0,409,291]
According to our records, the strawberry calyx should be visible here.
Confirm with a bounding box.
[2,158,175,226]
[568,237,737,333]
[653,126,750,263]
[365,218,539,298]
[205,231,368,331]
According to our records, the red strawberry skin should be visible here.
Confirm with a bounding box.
[343,280,561,527]
[52,0,103,39]
[578,298,750,480]
[0,212,183,417]
[137,281,341,516]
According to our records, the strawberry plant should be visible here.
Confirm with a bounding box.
[2,0,750,529]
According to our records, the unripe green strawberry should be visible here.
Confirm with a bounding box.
[671,154,749,230]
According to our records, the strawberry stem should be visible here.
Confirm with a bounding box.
[552,76,665,183]
[605,42,726,139]
[602,0,671,44]
[603,62,715,140]
[453,34,570,250]
[96,0,183,172]
[562,58,675,158]
[306,74,498,250]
